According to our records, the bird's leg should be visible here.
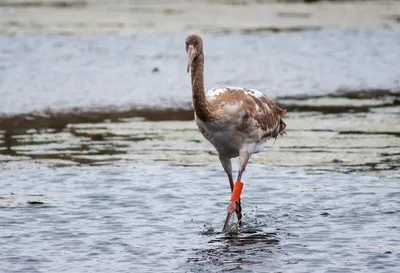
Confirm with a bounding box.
[233,150,250,226]
[237,150,250,182]
[220,155,237,232]
[219,155,234,191]
[222,152,250,232]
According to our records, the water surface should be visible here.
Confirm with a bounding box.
[1,27,399,273]
[1,164,399,273]
[1,27,400,114]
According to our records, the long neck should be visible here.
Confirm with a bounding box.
[191,53,213,122]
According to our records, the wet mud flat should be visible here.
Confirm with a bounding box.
[1,89,399,173]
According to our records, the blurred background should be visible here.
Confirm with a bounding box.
[0,1,399,273]
[0,0,399,113]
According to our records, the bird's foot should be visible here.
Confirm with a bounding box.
[223,182,244,232]
[223,200,242,232]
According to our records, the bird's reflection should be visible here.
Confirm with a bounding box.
[188,224,280,270]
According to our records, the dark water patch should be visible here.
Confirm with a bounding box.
[0,131,129,165]
[0,106,191,166]
[0,90,394,130]
[70,128,116,141]
[278,0,365,3]
[385,14,400,24]
[278,104,371,114]
[279,89,400,100]
[277,89,400,114]
[0,107,192,165]
[1,130,16,155]
[339,131,400,137]
[188,230,279,270]
[163,8,185,15]
[26,153,102,165]
[27,200,45,205]
[382,152,400,156]
[2,139,57,147]
[209,232,280,247]
[335,89,400,100]
[240,26,321,34]
[276,11,311,18]
[339,161,400,172]
[0,107,193,132]
[0,0,87,8]
[51,144,128,152]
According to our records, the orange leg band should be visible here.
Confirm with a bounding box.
[230,181,244,202]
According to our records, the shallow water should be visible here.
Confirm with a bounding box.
[1,27,400,114]
[1,27,399,272]
[0,163,399,273]
[1,109,399,172]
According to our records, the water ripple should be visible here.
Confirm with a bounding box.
[0,164,399,272]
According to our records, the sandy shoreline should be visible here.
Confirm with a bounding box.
[0,0,399,35]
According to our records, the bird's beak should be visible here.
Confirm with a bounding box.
[187,45,196,73]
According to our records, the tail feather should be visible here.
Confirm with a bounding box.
[279,118,286,136]
[277,107,287,117]
[276,106,286,136]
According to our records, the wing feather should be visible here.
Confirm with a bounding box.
[207,87,286,140]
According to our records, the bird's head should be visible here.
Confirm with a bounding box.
[185,34,203,73]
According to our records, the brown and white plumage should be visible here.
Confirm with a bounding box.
[185,34,286,231]
[199,86,286,158]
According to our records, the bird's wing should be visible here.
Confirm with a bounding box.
[207,87,286,139]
